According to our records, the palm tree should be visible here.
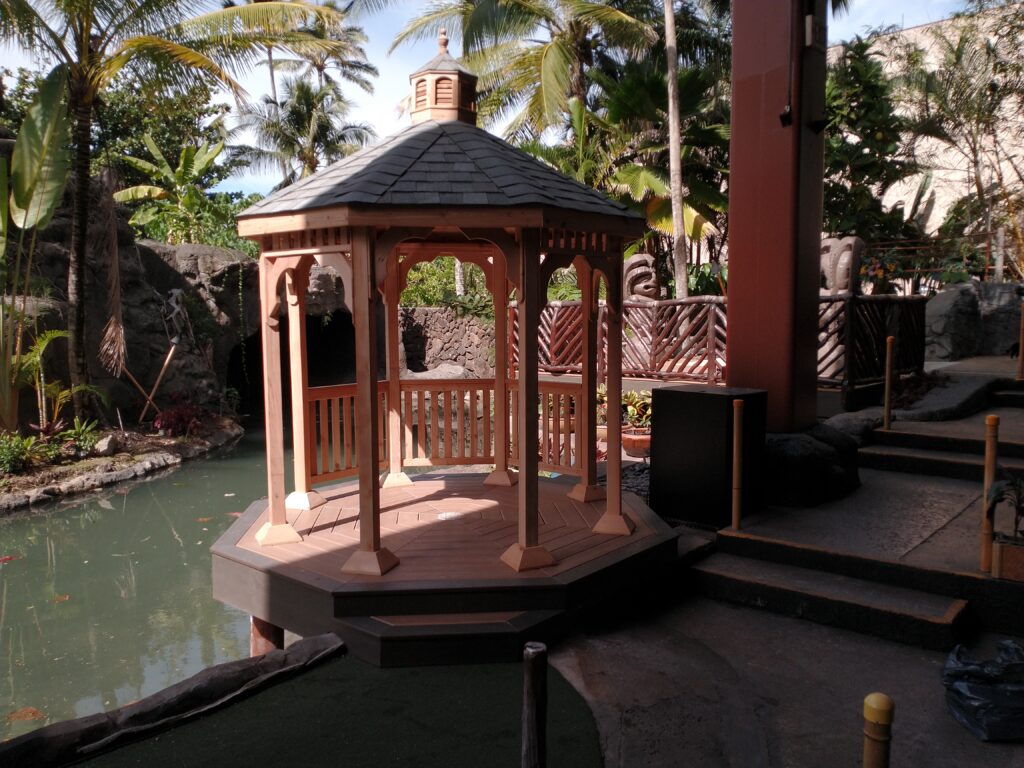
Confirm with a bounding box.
[356,0,657,140]
[237,75,374,186]
[273,0,378,94]
[0,1,346,416]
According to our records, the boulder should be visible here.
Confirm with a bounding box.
[926,283,980,361]
[977,282,1024,356]
[93,434,120,457]
[764,425,860,506]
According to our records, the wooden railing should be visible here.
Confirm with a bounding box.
[399,379,496,466]
[305,378,583,485]
[508,379,582,476]
[512,294,926,394]
[510,298,728,384]
[305,382,387,485]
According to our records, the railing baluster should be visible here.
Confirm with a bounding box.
[456,389,465,459]
[343,395,352,469]
[331,398,341,472]
[318,399,328,476]
[482,388,491,460]
[469,389,479,460]
[417,389,426,459]
[430,390,440,461]
[403,389,414,460]
[552,393,561,466]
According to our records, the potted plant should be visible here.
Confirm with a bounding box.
[987,474,1024,581]
[621,389,652,459]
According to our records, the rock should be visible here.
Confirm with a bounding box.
[926,283,980,361]
[93,434,119,456]
[977,282,1024,356]
[824,408,883,446]
[764,427,860,506]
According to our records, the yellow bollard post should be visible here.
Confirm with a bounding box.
[732,399,744,531]
[882,336,895,431]
[863,693,895,768]
[981,414,999,573]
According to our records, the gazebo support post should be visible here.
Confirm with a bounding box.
[342,228,400,576]
[486,250,517,487]
[284,261,326,512]
[593,269,635,536]
[255,259,302,546]
[502,230,555,571]
[382,252,411,488]
[569,259,605,502]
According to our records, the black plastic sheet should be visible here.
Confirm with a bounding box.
[942,640,1024,742]
[0,633,345,766]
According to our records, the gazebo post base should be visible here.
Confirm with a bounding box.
[484,468,519,487]
[500,543,555,572]
[592,512,636,536]
[255,521,303,546]
[341,548,400,576]
[250,616,284,656]
[380,471,413,488]
[568,483,606,503]
[285,490,326,511]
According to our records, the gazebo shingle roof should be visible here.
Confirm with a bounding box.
[239,120,644,222]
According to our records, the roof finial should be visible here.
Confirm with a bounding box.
[439,27,449,54]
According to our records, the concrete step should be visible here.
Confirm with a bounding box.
[870,428,1024,459]
[992,389,1024,408]
[858,444,1024,481]
[715,530,1024,637]
[691,552,970,650]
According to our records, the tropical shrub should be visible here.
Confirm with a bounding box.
[60,417,100,457]
[0,432,39,474]
[154,403,206,437]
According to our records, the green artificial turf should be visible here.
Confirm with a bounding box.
[79,655,601,768]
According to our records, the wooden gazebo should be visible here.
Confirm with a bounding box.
[215,35,676,661]
[239,34,644,569]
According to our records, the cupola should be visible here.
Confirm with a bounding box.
[408,29,478,125]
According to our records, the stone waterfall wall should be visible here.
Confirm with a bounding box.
[400,307,495,377]
[926,282,1023,360]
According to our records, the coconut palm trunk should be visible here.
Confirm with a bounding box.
[663,0,688,297]
[68,92,94,417]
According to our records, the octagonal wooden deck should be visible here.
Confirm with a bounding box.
[213,472,677,665]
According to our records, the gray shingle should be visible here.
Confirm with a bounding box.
[239,120,642,222]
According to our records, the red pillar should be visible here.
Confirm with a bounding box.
[726,0,827,432]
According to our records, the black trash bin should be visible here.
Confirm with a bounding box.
[649,385,766,527]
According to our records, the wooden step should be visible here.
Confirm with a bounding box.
[691,552,970,650]
[858,444,1024,481]
[335,609,566,667]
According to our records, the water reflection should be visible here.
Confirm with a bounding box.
[0,430,271,740]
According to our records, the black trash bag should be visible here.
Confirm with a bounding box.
[942,640,1024,742]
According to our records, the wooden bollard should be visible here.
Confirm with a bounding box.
[732,399,744,531]
[522,642,547,768]
[1016,304,1023,381]
[882,335,895,431]
[981,414,999,573]
[863,693,894,768]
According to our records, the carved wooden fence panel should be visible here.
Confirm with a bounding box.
[818,295,847,386]
[510,298,727,383]
[847,295,927,385]
[510,295,925,391]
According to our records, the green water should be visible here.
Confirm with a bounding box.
[0,430,271,740]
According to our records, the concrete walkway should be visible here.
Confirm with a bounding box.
[741,468,1012,574]
[552,597,1024,768]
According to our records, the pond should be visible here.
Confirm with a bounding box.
[0,430,273,741]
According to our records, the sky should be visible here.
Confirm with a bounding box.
[0,0,972,195]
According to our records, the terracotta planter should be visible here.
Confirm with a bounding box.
[595,425,608,441]
[993,536,1024,581]
[621,428,651,459]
